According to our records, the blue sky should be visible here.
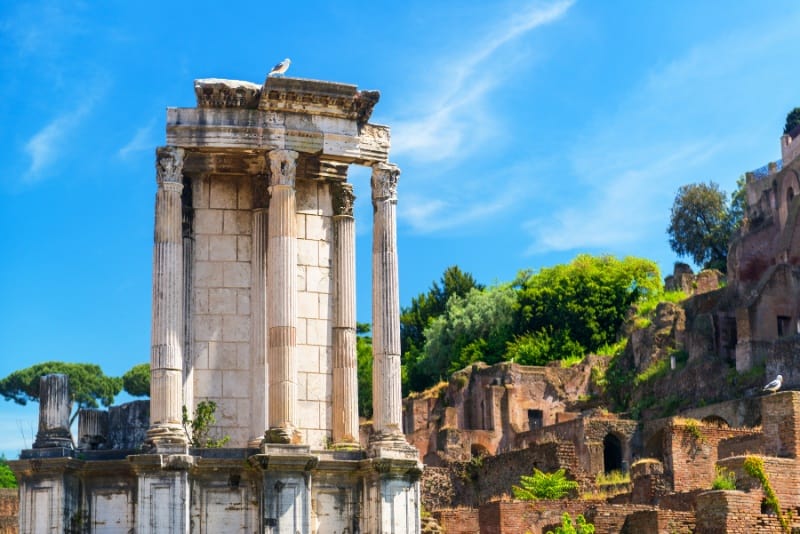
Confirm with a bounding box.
[1,0,799,457]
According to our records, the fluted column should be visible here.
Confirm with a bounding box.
[250,169,269,447]
[146,146,188,452]
[371,163,403,440]
[33,374,73,448]
[266,149,299,444]
[331,181,359,446]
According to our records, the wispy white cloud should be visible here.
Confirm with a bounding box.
[523,12,800,255]
[390,0,574,163]
[118,120,157,159]
[23,81,108,183]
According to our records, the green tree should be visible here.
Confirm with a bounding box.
[512,468,578,500]
[0,362,122,423]
[356,323,373,418]
[667,181,740,272]
[785,107,800,135]
[546,513,595,534]
[417,284,517,390]
[514,255,661,356]
[122,363,150,397]
[0,456,17,489]
[401,266,482,394]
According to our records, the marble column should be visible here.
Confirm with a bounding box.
[371,163,403,440]
[250,170,269,447]
[33,374,73,449]
[146,146,188,451]
[331,181,359,446]
[266,149,299,444]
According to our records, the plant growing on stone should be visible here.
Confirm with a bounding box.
[743,456,790,533]
[182,400,230,448]
[546,513,595,534]
[711,466,736,490]
[512,468,578,500]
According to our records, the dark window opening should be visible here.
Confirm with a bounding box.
[778,315,791,337]
[603,433,623,474]
[528,409,543,431]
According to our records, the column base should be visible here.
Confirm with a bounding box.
[145,424,189,454]
[33,429,74,449]
[264,426,301,445]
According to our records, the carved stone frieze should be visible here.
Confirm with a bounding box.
[194,78,262,109]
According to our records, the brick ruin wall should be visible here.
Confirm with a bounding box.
[666,424,762,492]
[0,489,18,534]
[421,441,580,510]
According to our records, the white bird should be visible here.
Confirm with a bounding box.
[763,374,783,393]
[268,58,291,77]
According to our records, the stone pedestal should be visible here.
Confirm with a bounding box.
[11,457,81,533]
[363,451,422,534]
[131,454,194,534]
[251,444,318,533]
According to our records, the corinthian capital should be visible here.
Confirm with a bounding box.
[331,182,356,217]
[156,146,185,185]
[269,149,299,187]
[371,163,400,202]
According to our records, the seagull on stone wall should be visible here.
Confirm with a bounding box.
[763,374,783,393]
[269,58,291,77]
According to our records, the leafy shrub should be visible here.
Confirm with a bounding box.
[512,468,578,500]
[182,400,230,448]
[546,513,595,534]
[711,466,736,490]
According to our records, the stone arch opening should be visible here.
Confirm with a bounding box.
[701,415,729,428]
[471,443,490,458]
[788,187,795,205]
[603,433,623,473]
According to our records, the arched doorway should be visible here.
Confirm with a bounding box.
[603,433,623,473]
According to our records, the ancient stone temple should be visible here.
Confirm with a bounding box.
[10,74,421,533]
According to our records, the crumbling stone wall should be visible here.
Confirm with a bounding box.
[694,490,762,534]
[419,441,580,510]
[432,508,479,534]
[621,509,694,534]
[665,422,762,492]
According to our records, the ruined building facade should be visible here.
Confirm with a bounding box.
[10,75,420,533]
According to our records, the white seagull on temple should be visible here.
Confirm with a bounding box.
[269,58,291,77]
[763,374,783,393]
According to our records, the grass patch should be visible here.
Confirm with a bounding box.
[634,358,669,386]
[595,470,630,486]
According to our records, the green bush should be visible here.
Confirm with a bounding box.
[711,466,736,490]
[0,456,17,488]
[512,468,578,500]
[546,513,595,534]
